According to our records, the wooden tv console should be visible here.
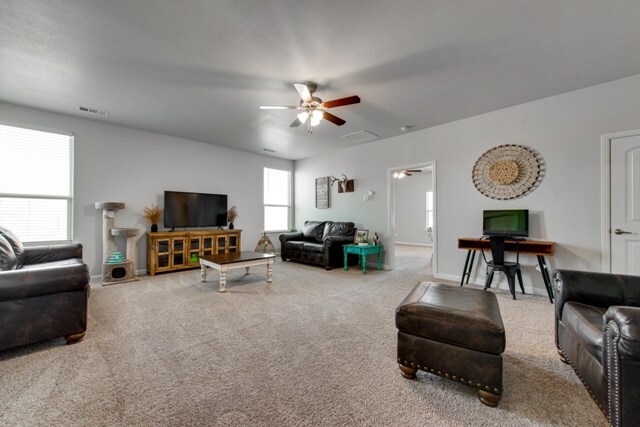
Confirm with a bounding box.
[147,229,241,276]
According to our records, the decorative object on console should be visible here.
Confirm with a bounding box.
[143,204,163,232]
[315,177,330,209]
[372,232,379,245]
[227,205,238,229]
[255,232,276,254]
[330,174,354,193]
[356,229,369,245]
[95,202,140,284]
[472,144,544,200]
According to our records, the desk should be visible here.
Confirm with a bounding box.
[343,244,383,274]
[458,237,555,303]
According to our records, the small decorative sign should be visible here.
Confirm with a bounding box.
[316,177,330,209]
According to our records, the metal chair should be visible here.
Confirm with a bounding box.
[480,236,525,299]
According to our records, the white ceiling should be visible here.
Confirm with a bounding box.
[2,1,640,160]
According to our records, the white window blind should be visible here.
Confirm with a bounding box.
[0,124,73,243]
[264,167,292,232]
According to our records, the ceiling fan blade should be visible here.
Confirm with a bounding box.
[293,83,313,103]
[259,105,301,110]
[290,118,302,127]
[322,95,361,109]
[323,111,346,126]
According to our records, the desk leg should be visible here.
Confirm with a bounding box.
[461,250,476,286]
[361,254,367,274]
[377,249,382,270]
[466,250,476,284]
[344,251,348,271]
[537,255,554,303]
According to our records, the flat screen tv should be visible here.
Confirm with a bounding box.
[164,191,227,229]
[483,209,529,237]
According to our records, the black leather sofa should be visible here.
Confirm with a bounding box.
[1,227,90,351]
[554,269,640,427]
[280,220,358,269]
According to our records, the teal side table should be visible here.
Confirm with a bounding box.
[343,244,383,274]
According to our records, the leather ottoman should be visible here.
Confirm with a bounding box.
[396,282,506,406]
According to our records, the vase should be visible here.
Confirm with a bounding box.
[151,224,158,233]
[229,222,234,229]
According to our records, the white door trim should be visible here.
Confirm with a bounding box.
[601,129,640,273]
[387,161,436,275]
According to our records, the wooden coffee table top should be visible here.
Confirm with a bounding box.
[200,251,275,266]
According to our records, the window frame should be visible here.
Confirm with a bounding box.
[263,167,292,233]
[0,122,74,244]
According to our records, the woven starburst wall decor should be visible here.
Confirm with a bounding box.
[472,144,544,200]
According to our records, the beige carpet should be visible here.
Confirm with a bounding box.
[0,246,607,426]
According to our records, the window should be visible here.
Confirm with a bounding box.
[0,124,73,243]
[264,167,292,232]
[425,191,434,229]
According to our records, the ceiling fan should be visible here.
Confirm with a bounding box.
[259,82,360,133]
[393,169,422,179]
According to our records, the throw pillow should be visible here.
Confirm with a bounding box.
[0,226,25,268]
[0,234,18,271]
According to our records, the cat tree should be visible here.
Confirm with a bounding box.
[95,202,140,284]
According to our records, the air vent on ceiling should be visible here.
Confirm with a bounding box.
[263,148,276,153]
[341,130,379,143]
[77,105,109,117]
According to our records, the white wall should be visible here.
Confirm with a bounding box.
[294,74,640,296]
[394,170,432,245]
[0,102,293,277]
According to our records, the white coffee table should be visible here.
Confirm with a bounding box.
[199,251,275,292]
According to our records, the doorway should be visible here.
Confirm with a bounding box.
[387,161,436,274]
[601,130,640,274]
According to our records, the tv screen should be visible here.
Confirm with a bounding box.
[483,209,529,237]
[164,191,227,228]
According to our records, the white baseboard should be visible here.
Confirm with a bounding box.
[395,241,432,247]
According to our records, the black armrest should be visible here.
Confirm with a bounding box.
[0,262,89,301]
[553,269,636,320]
[323,235,355,248]
[604,306,640,360]
[22,243,83,265]
[279,232,303,244]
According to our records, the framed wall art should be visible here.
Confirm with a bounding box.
[316,176,330,209]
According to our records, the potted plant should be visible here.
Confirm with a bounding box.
[227,205,238,229]
[143,204,163,232]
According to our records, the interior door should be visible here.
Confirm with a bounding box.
[611,134,640,274]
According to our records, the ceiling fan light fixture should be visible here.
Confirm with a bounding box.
[310,110,323,126]
[297,111,310,123]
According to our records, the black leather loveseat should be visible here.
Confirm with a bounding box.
[1,226,90,351]
[554,269,640,427]
[280,220,358,270]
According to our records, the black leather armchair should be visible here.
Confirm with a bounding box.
[280,220,358,269]
[0,241,90,351]
[554,269,640,427]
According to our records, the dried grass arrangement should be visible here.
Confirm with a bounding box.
[143,204,163,224]
[227,205,238,223]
